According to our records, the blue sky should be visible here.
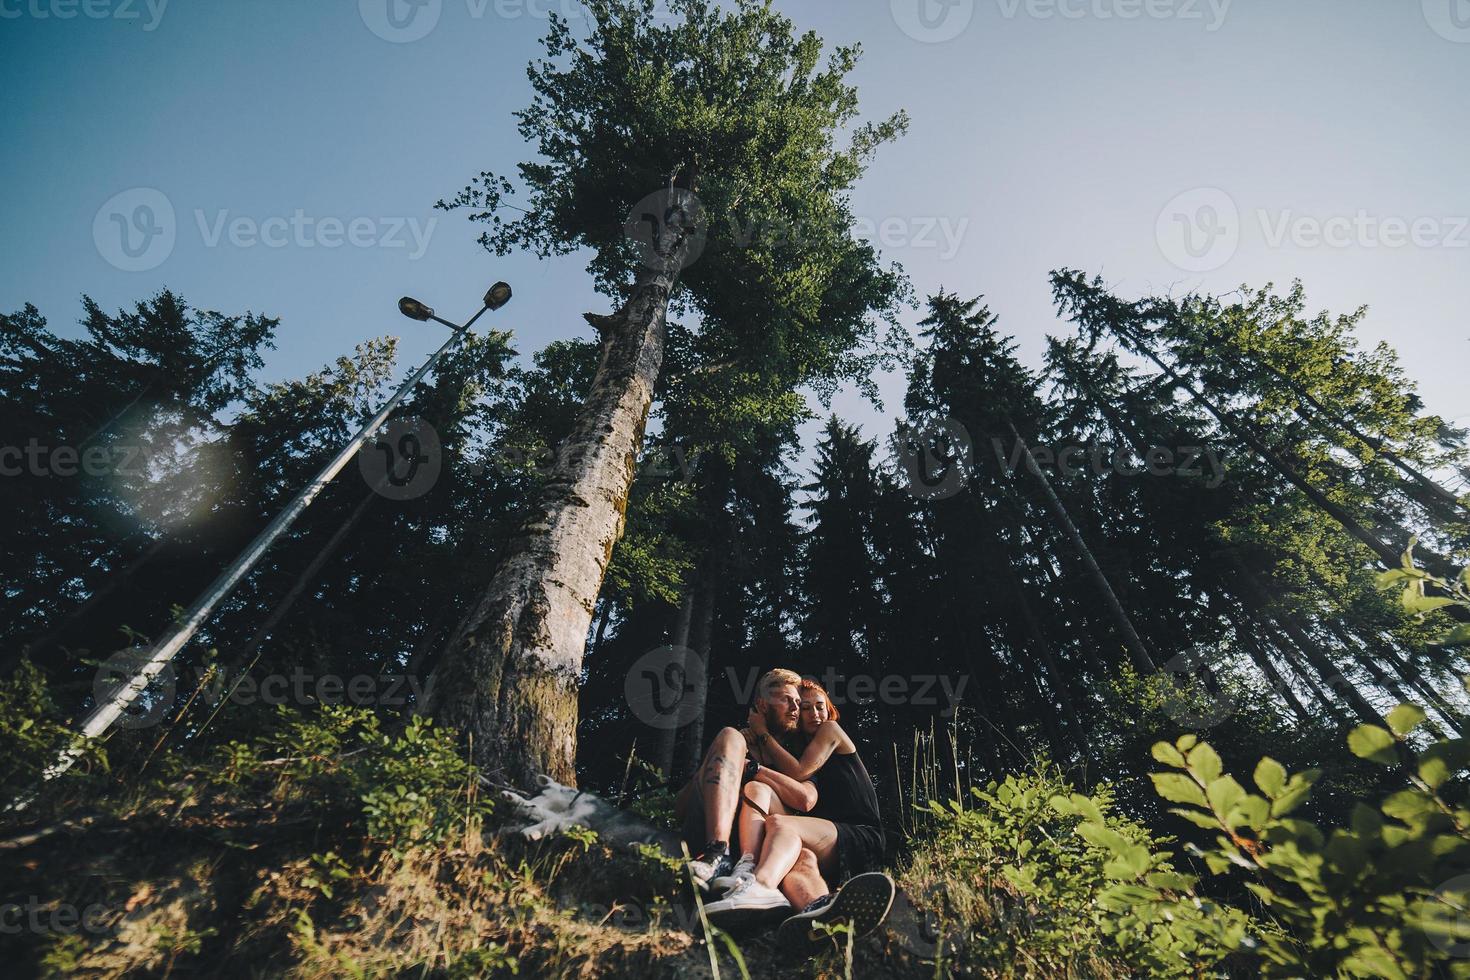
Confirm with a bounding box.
[3,0,1467,463]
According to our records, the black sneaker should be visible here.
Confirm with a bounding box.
[776,871,897,956]
[687,841,734,893]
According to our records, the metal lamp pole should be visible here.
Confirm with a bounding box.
[28,282,512,792]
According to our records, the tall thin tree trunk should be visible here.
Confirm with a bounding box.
[423,184,699,784]
[1226,555,1387,727]
[1363,630,1464,733]
[1003,416,1156,672]
[654,590,695,777]
[224,490,377,673]
[1219,601,1313,723]
[678,577,716,779]
[1267,621,1347,720]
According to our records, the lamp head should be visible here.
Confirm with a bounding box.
[398,297,434,321]
[484,282,512,311]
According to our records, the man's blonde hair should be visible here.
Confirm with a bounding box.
[755,668,802,704]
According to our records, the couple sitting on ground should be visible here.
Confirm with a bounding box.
[673,668,896,951]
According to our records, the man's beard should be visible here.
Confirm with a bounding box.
[765,704,798,734]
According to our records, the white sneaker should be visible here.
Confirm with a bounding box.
[701,876,792,928]
[686,844,734,893]
[710,853,757,893]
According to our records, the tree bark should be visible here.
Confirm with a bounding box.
[1218,600,1313,723]
[424,185,699,785]
[1003,416,1156,672]
[678,576,716,780]
[654,590,695,777]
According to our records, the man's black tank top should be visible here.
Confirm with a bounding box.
[810,750,882,830]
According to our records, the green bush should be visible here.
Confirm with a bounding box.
[1143,714,1470,978]
[901,764,1245,977]
[0,660,107,801]
[207,704,493,855]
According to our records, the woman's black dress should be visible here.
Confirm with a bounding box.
[810,750,885,882]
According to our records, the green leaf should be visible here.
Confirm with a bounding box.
[1376,568,1415,588]
[1382,789,1439,826]
[1402,585,1455,615]
[1076,821,1131,858]
[1206,775,1246,816]
[1350,803,1383,838]
[1270,773,1320,817]
[1225,795,1270,831]
[1144,871,1195,892]
[1151,772,1209,808]
[1103,842,1153,880]
[1347,725,1398,765]
[1069,793,1104,825]
[1342,945,1408,980]
[1169,807,1222,830]
[1420,754,1452,790]
[1186,742,1222,783]
[1151,741,1186,767]
[1324,832,1368,877]
[1176,734,1198,752]
[1386,703,1427,737]
[1419,739,1470,791]
[1253,757,1287,799]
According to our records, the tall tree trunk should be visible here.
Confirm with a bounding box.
[979,504,1091,764]
[1227,555,1387,727]
[1363,630,1464,733]
[1003,416,1156,672]
[424,185,698,784]
[1268,621,1347,720]
[1218,600,1313,723]
[654,590,695,777]
[225,490,377,673]
[678,577,716,779]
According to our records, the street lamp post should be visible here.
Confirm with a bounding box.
[22,282,512,799]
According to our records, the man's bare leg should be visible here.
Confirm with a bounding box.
[779,847,829,910]
[697,727,746,845]
[753,813,838,890]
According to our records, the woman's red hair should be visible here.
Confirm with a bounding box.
[798,677,839,722]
